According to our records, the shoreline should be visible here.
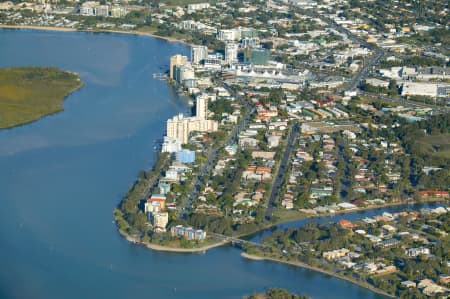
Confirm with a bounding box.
[269,198,447,227]
[0,68,83,130]
[144,239,229,253]
[2,23,445,299]
[118,229,230,253]
[17,23,442,258]
[241,252,396,298]
[0,24,76,32]
[0,24,192,46]
[116,198,446,254]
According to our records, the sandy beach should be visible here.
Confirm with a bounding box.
[0,25,76,32]
[241,252,396,298]
[117,198,446,254]
[144,240,229,253]
[119,229,230,253]
[0,25,191,45]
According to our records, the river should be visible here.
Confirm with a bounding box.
[0,29,424,299]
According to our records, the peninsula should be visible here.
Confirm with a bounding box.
[244,288,309,299]
[13,0,441,296]
[0,66,83,129]
[2,0,449,296]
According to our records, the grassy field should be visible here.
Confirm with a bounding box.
[0,66,83,129]
[416,133,450,159]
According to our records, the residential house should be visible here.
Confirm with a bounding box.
[323,248,349,260]
[405,247,430,257]
[339,219,357,229]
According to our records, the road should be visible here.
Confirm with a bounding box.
[144,154,171,199]
[359,91,449,113]
[208,232,265,248]
[265,122,300,220]
[180,83,255,218]
[347,49,384,91]
[280,1,385,91]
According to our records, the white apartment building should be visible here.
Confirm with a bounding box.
[110,6,127,18]
[191,45,208,64]
[173,64,195,84]
[80,5,95,16]
[95,5,109,16]
[225,43,238,64]
[187,2,210,12]
[162,136,182,153]
[195,94,208,119]
[217,29,240,41]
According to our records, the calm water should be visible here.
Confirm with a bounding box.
[0,29,391,299]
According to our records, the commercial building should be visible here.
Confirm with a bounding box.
[176,149,196,164]
[400,82,450,98]
[401,82,438,97]
[169,54,188,80]
[365,78,389,88]
[191,45,208,64]
[225,43,238,64]
[243,47,270,65]
[241,37,259,48]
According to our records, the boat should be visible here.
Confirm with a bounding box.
[152,73,166,80]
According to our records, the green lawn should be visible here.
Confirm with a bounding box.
[272,209,311,223]
[0,66,83,129]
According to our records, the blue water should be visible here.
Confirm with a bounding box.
[249,202,442,242]
[0,29,391,299]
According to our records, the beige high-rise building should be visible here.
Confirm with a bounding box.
[166,115,218,144]
[196,94,208,119]
[173,63,195,84]
[166,93,218,144]
[169,54,188,80]
[153,212,169,231]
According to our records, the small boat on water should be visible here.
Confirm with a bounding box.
[152,73,166,80]
[188,99,194,106]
